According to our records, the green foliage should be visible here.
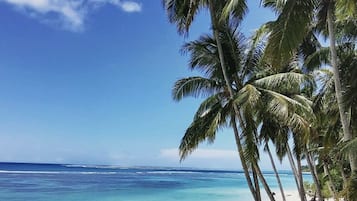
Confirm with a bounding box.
[264,0,315,68]
[164,0,357,200]
[172,76,221,101]
[346,172,357,201]
[304,181,316,196]
[321,183,332,198]
[162,0,202,35]
[301,165,310,172]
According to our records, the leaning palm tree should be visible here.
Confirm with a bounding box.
[162,0,248,149]
[163,1,277,200]
[253,60,315,201]
[259,118,287,201]
[172,31,261,201]
[172,23,315,201]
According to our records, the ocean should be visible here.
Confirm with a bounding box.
[0,162,311,201]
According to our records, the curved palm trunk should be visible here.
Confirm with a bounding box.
[327,0,356,173]
[231,117,259,200]
[286,144,305,201]
[208,2,274,200]
[296,155,307,201]
[252,161,276,201]
[306,151,323,201]
[253,168,262,201]
[266,143,286,201]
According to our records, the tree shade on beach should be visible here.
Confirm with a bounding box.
[163,0,357,201]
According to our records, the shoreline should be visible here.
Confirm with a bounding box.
[263,189,334,201]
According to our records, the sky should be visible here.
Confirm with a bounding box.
[0,0,291,170]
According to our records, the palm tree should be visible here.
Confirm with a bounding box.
[163,1,277,200]
[254,64,314,201]
[259,118,287,201]
[222,0,357,173]
[172,22,315,201]
[172,31,260,201]
[256,0,357,172]
[305,41,357,200]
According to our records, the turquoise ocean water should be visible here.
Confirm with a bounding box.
[0,162,311,201]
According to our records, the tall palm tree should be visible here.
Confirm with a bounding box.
[254,64,314,201]
[172,23,315,201]
[259,118,287,201]
[172,31,260,201]
[163,1,277,200]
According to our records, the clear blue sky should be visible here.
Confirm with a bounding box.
[0,0,288,170]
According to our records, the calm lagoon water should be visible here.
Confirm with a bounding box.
[0,162,311,201]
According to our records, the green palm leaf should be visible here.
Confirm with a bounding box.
[179,100,225,160]
[336,0,357,21]
[261,88,314,120]
[235,84,261,109]
[341,138,357,155]
[172,76,220,101]
[304,47,330,71]
[221,0,248,23]
[193,93,225,120]
[254,72,313,95]
[162,0,202,35]
[181,34,222,78]
[264,0,315,68]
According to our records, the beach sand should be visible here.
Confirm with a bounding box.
[271,189,334,201]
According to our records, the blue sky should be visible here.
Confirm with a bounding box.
[0,0,290,170]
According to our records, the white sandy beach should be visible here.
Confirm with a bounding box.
[270,189,334,201]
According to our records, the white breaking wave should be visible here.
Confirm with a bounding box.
[0,170,117,175]
[145,171,197,174]
[63,164,129,169]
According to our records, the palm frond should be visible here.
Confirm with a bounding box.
[289,113,311,135]
[193,93,225,120]
[181,34,221,77]
[221,0,248,23]
[292,94,313,110]
[261,88,314,121]
[304,47,330,71]
[335,0,357,21]
[241,111,260,163]
[340,138,357,156]
[261,0,287,14]
[264,0,315,68]
[243,24,268,79]
[163,0,201,35]
[235,84,261,109]
[254,72,313,95]
[179,101,225,161]
[172,77,220,101]
[299,32,322,65]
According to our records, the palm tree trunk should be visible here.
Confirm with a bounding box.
[208,2,274,200]
[323,161,338,201]
[327,0,356,173]
[286,144,304,201]
[252,162,276,201]
[296,155,307,201]
[253,168,262,201]
[231,117,259,200]
[306,151,323,201]
[266,143,286,201]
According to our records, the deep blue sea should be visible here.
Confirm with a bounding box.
[0,162,311,201]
